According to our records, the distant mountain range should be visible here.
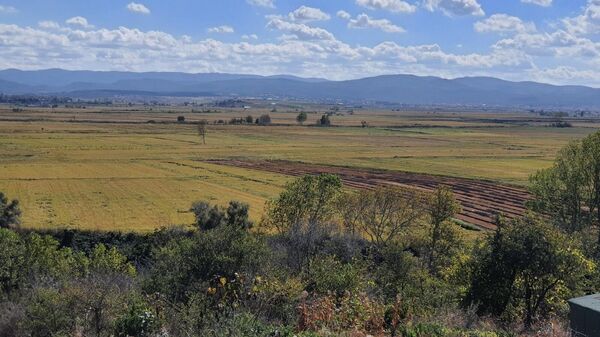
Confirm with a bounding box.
[1,68,599,108]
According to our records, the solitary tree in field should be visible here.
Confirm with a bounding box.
[197,119,207,145]
[317,114,331,127]
[296,112,307,125]
[0,192,21,229]
[257,114,271,126]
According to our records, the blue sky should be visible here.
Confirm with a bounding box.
[0,0,599,86]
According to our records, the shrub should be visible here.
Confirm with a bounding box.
[306,255,364,296]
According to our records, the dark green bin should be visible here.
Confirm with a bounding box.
[569,294,600,337]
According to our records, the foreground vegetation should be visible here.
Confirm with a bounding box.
[2,130,600,336]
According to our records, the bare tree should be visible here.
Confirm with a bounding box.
[339,186,425,249]
[197,119,207,145]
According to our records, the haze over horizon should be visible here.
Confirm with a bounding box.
[0,0,599,86]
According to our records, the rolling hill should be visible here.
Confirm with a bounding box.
[1,68,599,108]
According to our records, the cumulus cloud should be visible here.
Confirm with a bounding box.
[66,16,94,29]
[0,20,529,79]
[521,0,552,7]
[563,0,600,35]
[423,0,485,17]
[474,14,536,34]
[337,10,352,20]
[355,0,416,14]
[208,25,235,34]
[2,2,600,86]
[288,6,330,22]
[266,17,336,41]
[0,5,17,14]
[127,2,151,15]
[345,13,405,33]
[247,0,275,8]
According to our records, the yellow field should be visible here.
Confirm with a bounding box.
[0,108,595,231]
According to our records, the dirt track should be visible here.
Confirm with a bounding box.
[208,160,531,230]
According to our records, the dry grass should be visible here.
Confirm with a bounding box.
[0,107,595,231]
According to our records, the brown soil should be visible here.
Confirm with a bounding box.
[208,159,531,230]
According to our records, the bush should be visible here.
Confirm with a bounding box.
[147,225,267,303]
[305,255,364,296]
[191,200,252,230]
[114,300,157,337]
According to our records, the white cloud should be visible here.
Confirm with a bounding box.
[563,0,600,35]
[474,14,536,34]
[521,0,552,7]
[288,6,330,22]
[38,21,61,29]
[423,0,485,17]
[266,17,336,41]
[247,0,275,9]
[346,13,405,33]
[66,16,94,29]
[242,34,258,40]
[0,5,17,14]
[127,2,151,15]
[355,0,416,14]
[208,25,235,34]
[2,4,600,87]
[337,10,352,20]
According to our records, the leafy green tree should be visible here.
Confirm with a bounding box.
[0,228,24,294]
[296,112,307,125]
[0,192,21,229]
[317,114,331,127]
[263,174,342,233]
[466,215,594,327]
[425,186,462,274]
[529,131,600,241]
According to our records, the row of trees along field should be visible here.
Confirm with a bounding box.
[1,131,600,336]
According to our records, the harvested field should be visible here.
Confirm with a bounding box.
[208,159,531,230]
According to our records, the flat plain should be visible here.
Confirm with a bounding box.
[0,106,595,231]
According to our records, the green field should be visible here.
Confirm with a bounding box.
[0,108,594,231]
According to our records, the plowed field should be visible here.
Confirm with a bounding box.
[209,160,531,230]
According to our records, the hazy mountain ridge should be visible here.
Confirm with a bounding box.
[1,69,599,108]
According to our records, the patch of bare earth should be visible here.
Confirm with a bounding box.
[208,160,531,230]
